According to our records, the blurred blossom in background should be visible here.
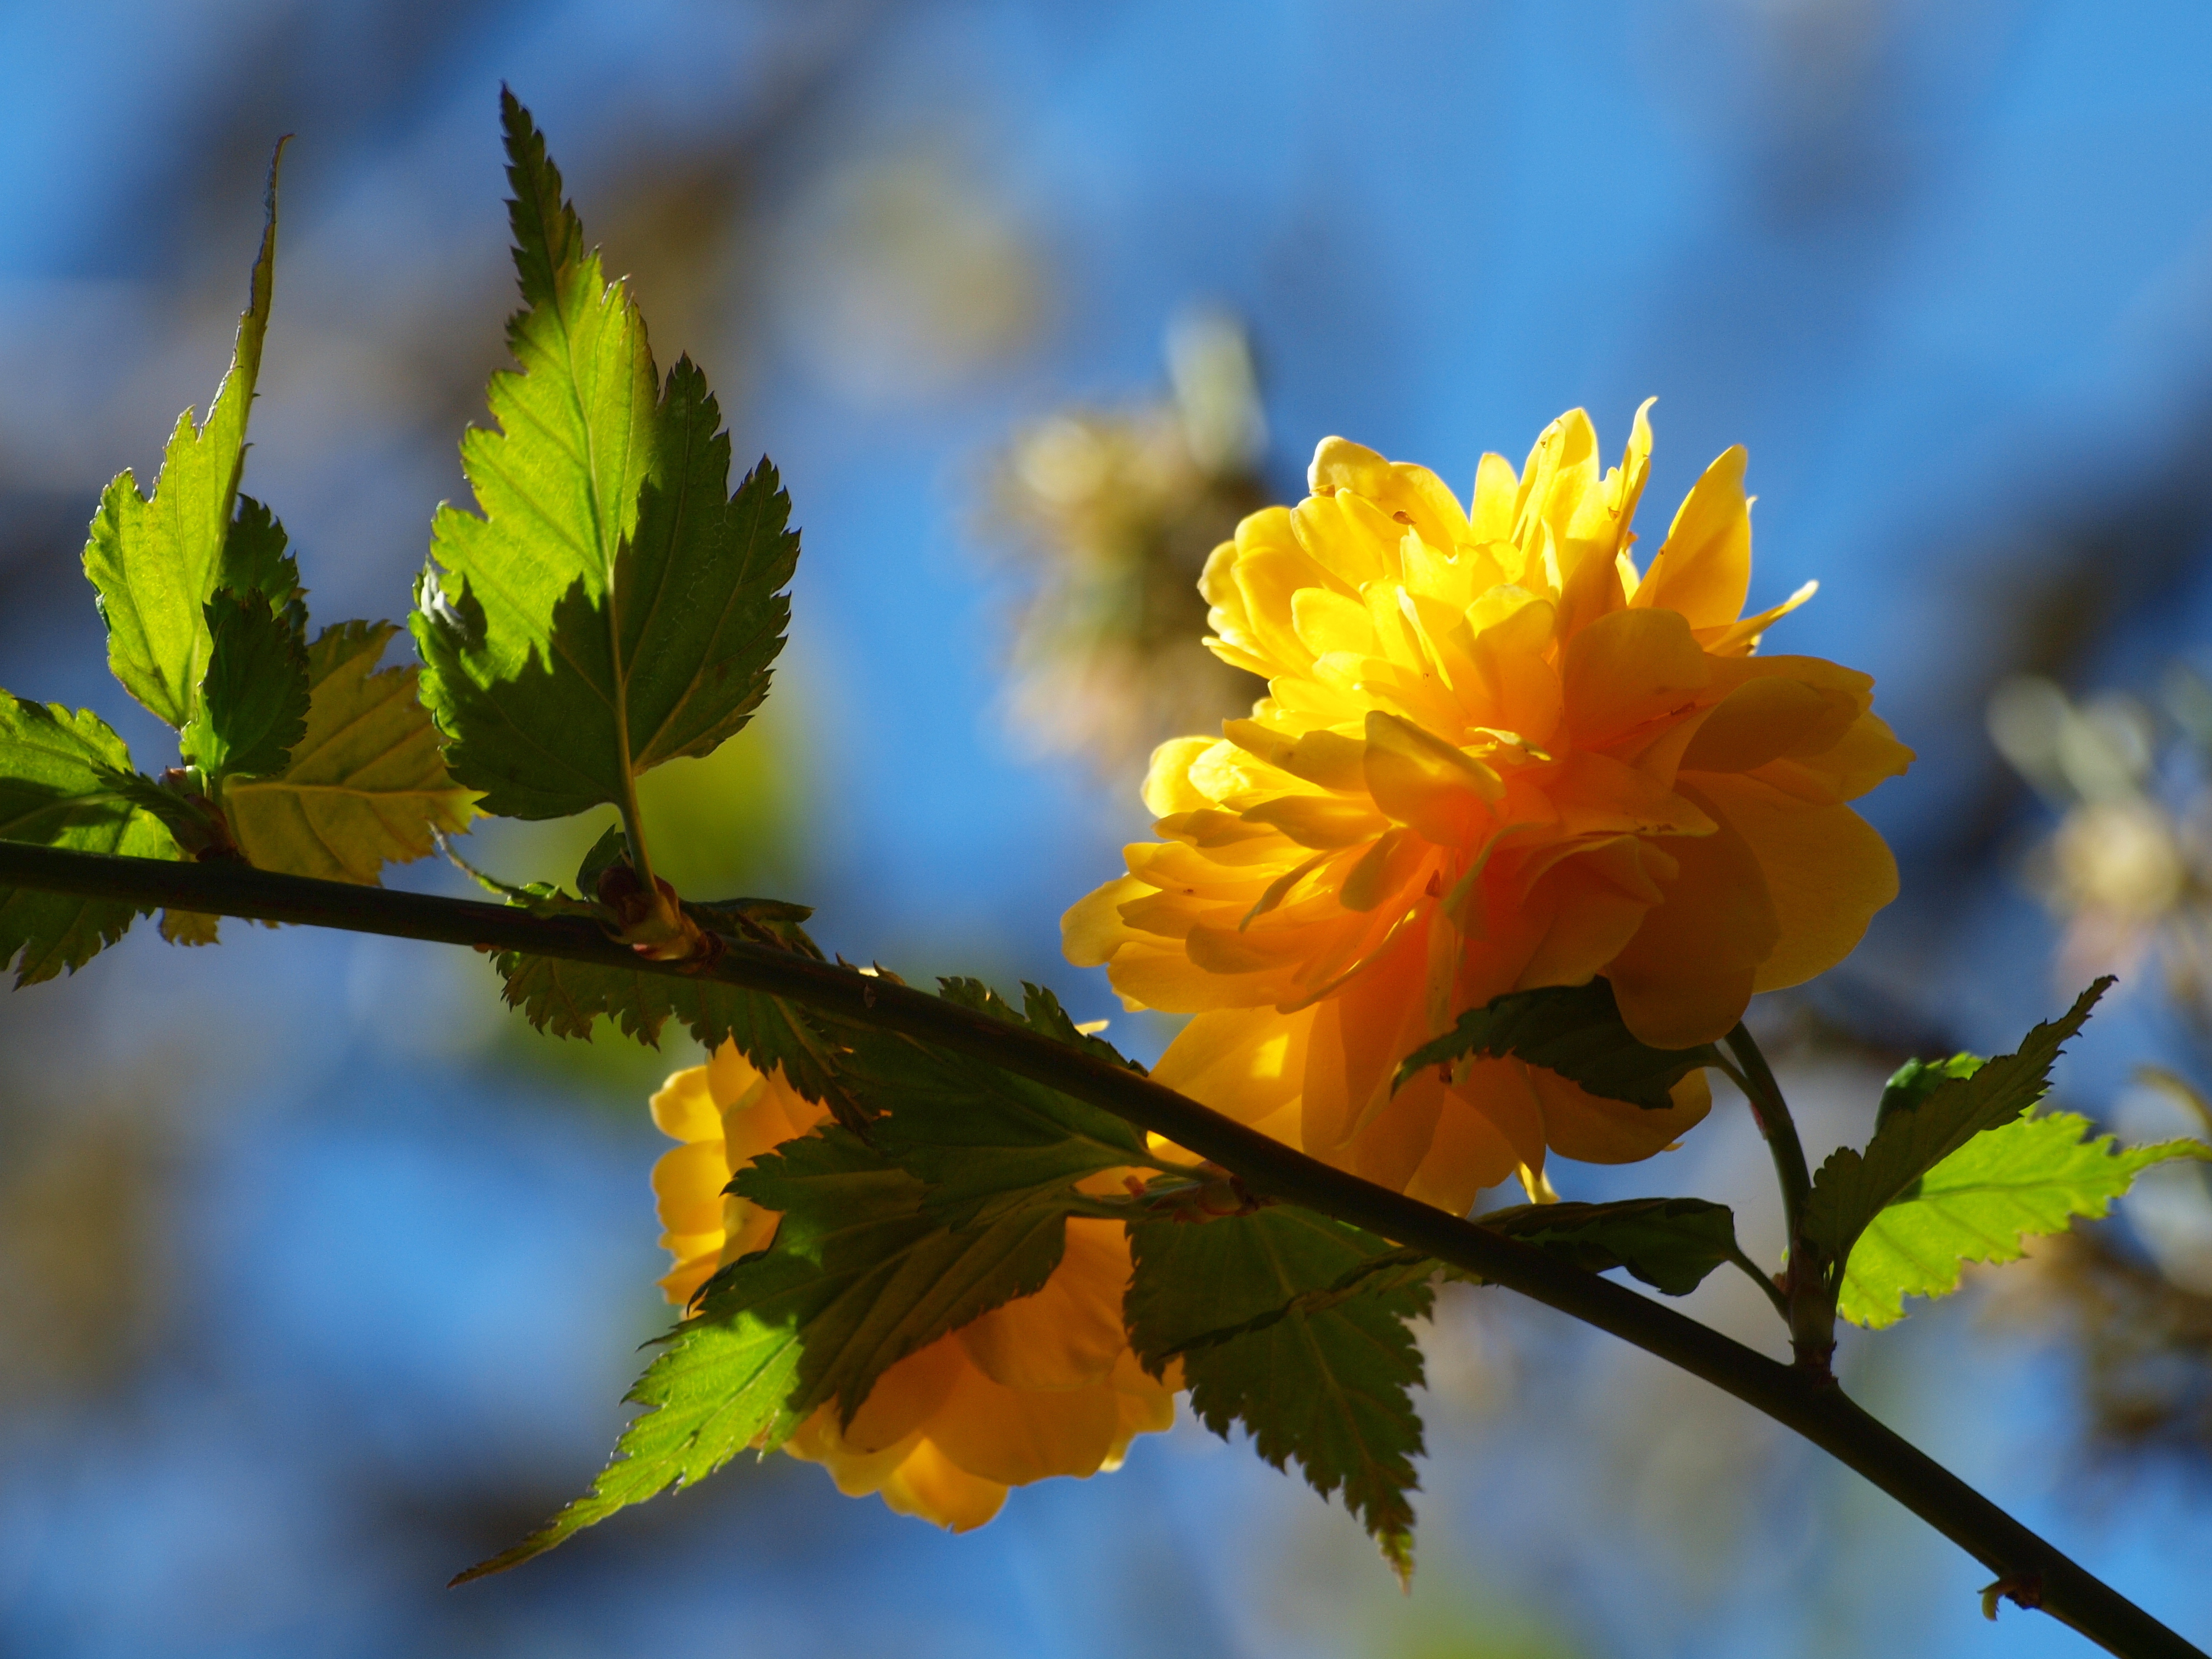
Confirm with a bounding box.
[10,2,2212,1655]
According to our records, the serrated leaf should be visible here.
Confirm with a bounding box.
[849,979,1153,1226]
[1127,1206,1429,1573]
[410,95,794,823]
[1394,978,1718,1110]
[0,698,181,984]
[82,150,281,731]
[1477,1198,1740,1296]
[1839,1112,2212,1328]
[458,1126,1068,1578]
[1875,1052,1983,1133]
[494,949,864,1125]
[224,621,477,884]
[1804,978,2112,1283]
[179,589,308,781]
[216,495,303,612]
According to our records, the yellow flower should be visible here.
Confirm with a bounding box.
[650,1044,1177,1531]
[1064,408,1912,1211]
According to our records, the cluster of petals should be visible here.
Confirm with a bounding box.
[650,1043,1176,1531]
[1064,407,1913,1210]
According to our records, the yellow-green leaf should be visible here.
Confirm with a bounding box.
[0,698,182,983]
[1839,1110,2212,1329]
[224,621,477,884]
[82,148,283,731]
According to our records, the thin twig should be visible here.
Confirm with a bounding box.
[0,840,2198,1659]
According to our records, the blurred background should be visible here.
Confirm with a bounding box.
[3,1,2212,1654]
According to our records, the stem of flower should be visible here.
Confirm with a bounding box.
[0,841,2197,1659]
[1722,1023,1836,1376]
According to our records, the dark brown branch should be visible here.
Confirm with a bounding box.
[0,840,2196,1659]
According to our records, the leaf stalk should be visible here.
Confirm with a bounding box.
[1722,1023,1836,1375]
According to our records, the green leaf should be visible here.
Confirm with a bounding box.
[1876,1052,1984,1133]
[82,149,282,731]
[215,495,303,613]
[179,589,308,781]
[494,949,865,1126]
[0,698,181,984]
[1477,1197,1741,1296]
[410,95,795,822]
[223,621,479,884]
[1127,1206,1429,1575]
[1393,978,1718,1110]
[457,1126,1069,1578]
[1804,978,2113,1283]
[851,979,1153,1226]
[1839,1111,2212,1328]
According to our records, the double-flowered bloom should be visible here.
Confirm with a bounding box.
[1065,408,1912,1210]
[650,1043,1177,1531]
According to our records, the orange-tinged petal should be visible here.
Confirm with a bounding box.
[1514,843,1666,989]
[1679,675,1860,775]
[1750,709,1916,806]
[879,1439,1009,1532]
[1108,937,1285,1011]
[1536,1065,1712,1164]
[1405,1088,1524,1215]
[703,1039,760,1112]
[1603,783,1778,1047]
[843,1338,966,1453]
[785,1409,923,1497]
[1152,1005,1315,1125]
[1561,607,1711,748]
[959,1219,1129,1390]
[1362,710,1502,846]
[657,1249,721,1309]
[927,1364,1122,1486]
[1635,444,1751,629]
[1694,771,1900,992]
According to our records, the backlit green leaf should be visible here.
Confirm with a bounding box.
[855,979,1153,1226]
[411,94,794,823]
[457,1126,1069,1578]
[1127,1206,1429,1577]
[224,620,477,884]
[179,589,308,782]
[0,698,181,984]
[493,949,864,1126]
[82,151,282,731]
[1804,978,2111,1285]
[1839,1111,2212,1328]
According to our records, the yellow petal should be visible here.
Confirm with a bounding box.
[1152,1005,1316,1125]
[1635,444,1751,629]
[1063,874,1151,968]
[1679,675,1861,775]
[1142,736,1221,817]
[878,1439,1009,1532]
[648,1065,723,1144]
[843,1338,964,1454]
[926,1364,1121,1486]
[1536,1065,1712,1164]
[1561,607,1712,748]
[652,1140,733,1238]
[1404,1087,1525,1215]
[1602,783,1778,1047]
[958,1219,1130,1390]
[1694,771,1900,992]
